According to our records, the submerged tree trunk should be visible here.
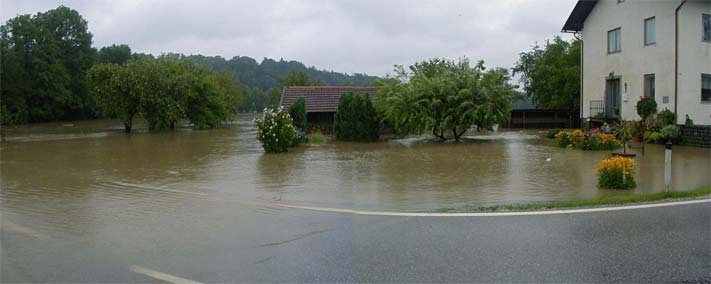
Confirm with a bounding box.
[433,128,447,141]
[123,113,135,133]
[452,127,467,142]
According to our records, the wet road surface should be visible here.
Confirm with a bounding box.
[2,202,709,283]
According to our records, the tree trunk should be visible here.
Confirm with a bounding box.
[452,128,467,142]
[433,128,447,141]
[124,122,132,133]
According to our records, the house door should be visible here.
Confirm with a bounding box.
[605,78,621,120]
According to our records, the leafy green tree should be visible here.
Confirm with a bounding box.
[87,63,141,132]
[98,44,132,64]
[334,93,379,142]
[513,36,580,110]
[88,59,243,132]
[288,97,307,131]
[376,58,514,142]
[0,6,96,123]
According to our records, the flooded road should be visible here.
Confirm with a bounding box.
[1,114,709,282]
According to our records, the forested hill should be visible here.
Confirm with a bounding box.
[186,54,379,90]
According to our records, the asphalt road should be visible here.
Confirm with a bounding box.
[2,202,710,283]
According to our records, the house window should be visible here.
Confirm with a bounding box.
[608,28,621,53]
[644,17,655,45]
[704,14,711,42]
[702,74,711,102]
[644,74,655,99]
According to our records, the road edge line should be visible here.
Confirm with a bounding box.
[265,198,710,217]
[130,265,203,284]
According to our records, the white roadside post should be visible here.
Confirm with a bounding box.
[664,142,672,192]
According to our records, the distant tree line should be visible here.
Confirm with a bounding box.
[0,5,378,131]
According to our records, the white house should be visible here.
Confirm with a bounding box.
[562,0,711,125]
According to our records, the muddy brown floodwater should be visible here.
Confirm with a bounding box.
[1,114,709,215]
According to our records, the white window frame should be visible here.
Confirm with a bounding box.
[644,74,655,99]
[644,17,655,45]
[608,28,622,54]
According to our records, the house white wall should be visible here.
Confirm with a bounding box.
[678,1,711,125]
[580,0,710,125]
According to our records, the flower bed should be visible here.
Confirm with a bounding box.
[553,129,621,150]
[595,156,636,189]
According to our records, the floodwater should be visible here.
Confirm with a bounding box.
[1,113,709,282]
[1,114,710,213]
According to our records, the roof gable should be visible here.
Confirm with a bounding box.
[562,0,598,33]
[280,86,380,113]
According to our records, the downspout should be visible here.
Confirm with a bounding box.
[675,0,687,116]
[579,32,584,125]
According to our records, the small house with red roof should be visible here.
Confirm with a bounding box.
[280,86,379,131]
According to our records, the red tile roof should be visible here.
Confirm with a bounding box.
[280,86,380,113]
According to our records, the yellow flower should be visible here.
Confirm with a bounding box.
[569,129,584,145]
[595,156,636,175]
[597,133,618,145]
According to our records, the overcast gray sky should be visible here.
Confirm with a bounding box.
[1,0,576,76]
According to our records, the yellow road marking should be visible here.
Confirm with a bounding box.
[130,265,203,284]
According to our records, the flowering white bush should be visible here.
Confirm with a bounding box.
[253,106,297,153]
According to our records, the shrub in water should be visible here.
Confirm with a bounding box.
[595,156,636,189]
[555,129,584,147]
[545,128,562,139]
[309,131,326,144]
[334,92,380,142]
[658,109,677,127]
[289,97,307,132]
[660,124,681,143]
[253,106,297,153]
[579,133,621,150]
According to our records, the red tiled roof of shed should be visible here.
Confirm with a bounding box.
[280,86,380,113]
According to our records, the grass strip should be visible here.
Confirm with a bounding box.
[435,187,711,213]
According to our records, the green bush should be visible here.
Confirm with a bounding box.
[578,134,621,151]
[660,124,681,143]
[309,131,326,144]
[636,96,657,120]
[598,170,637,189]
[684,114,694,126]
[334,92,380,142]
[254,106,297,153]
[545,128,562,139]
[288,97,308,145]
[658,109,677,127]
[289,97,307,131]
[644,131,662,143]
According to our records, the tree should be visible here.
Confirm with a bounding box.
[98,44,132,64]
[288,97,307,131]
[279,70,322,87]
[0,6,97,123]
[513,36,580,110]
[88,59,243,132]
[87,63,141,132]
[376,58,514,142]
[334,93,379,142]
